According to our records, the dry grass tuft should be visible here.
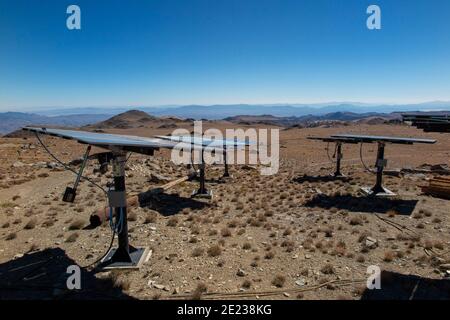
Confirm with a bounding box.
[127,212,138,222]
[5,232,17,240]
[191,283,207,300]
[271,275,286,288]
[167,216,178,227]
[24,218,37,230]
[349,216,363,226]
[191,247,204,257]
[69,219,85,230]
[383,250,395,262]
[320,264,335,274]
[65,232,79,243]
[144,212,157,224]
[221,227,232,237]
[207,244,222,257]
[241,280,252,289]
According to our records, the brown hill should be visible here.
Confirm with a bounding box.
[85,110,162,129]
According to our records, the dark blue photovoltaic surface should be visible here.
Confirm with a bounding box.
[330,134,436,144]
[23,127,177,150]
[156,135,254,147]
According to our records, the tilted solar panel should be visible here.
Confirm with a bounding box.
[23,127,178,154]
[155,135,254,148]
[330,134,436,144]
[307,136,359,143]
[401,113,450,133]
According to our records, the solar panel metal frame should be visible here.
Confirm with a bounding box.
[401,113,450,133]
[330,134,436,145]
[307,136,360,144]
[23,127,179,155]
[155,135,254,148]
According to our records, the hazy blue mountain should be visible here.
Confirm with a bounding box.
[23,102,449,119]
[2,102,449,134]
[0,112,110,135]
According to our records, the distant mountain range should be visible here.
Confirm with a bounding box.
[0,112,110,135]
[1,101,450,135]
[23,101,450,119]
[224,112,400,127]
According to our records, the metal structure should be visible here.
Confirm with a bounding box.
[23,127,181,269]
[330,134,436,196]
[402,112,450,133]
[307,136,358,177]
[22,126,250,269]
[156,135,252,195]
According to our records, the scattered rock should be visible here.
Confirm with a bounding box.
[439,263,450,270]
[68,158,84,166]
[148,173,171,183]
[365,237,378,249]
[12,161,25,168]
[295,278,307,287]
[236,268,246,277]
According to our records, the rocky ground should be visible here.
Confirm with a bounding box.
[0,123,449,300]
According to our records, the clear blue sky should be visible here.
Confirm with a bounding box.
[1,0,449,110]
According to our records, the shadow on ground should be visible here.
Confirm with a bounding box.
[304,194,418,215]
[138,192,209,216]
[292,174,352,183]
[0,248,134,300]
[361,271,450,300]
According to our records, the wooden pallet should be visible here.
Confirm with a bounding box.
[421,176,450,199]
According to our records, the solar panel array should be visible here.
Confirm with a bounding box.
[23,127,254,154]
[156,135,253,148]
[402,113,450,133]
[24,127,178,155]
[330,134,436,144]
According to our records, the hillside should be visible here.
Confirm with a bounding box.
[84,110,191,130]
[225,112,401,127]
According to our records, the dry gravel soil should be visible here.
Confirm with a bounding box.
[0,123,449,300]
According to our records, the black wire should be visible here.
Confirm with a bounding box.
[80,228,116,269]
[326,142,335,164]
[34,131,116,269]
[34,131,107,195]
[359,142,376,174]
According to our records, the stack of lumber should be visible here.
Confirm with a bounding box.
[421,176,450,199]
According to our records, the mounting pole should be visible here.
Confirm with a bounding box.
[191,139,212,198]
[101,152,148,269]
[222,143,230,178]
[63,145,91,203]
[371,142,386,194]
[197,147,208,195]
[333,142,344,177]
[360,141,394,196]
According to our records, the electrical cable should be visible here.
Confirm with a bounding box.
[34,131,116,269]
[359,142,376,174]
[34,131,107,195]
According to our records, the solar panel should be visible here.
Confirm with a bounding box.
[23,127,178,154]
[307,136,359,144]
[402,113,450,133]
[155,135,253,148]
[330,134,436,144]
